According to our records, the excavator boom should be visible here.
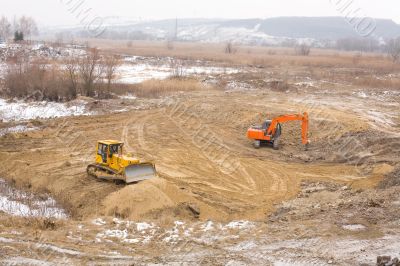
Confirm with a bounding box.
[267,112,309,145]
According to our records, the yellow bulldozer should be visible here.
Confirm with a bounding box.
[87,140,157,184]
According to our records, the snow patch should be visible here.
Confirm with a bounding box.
[116,63,239,84]
[0,236,14,243]
[0,179,67,219]
[119,93,137,100]
[36,243,82,256]
[1,257,53,266]
[225,81,254,91]
[92,218,106,226]
[0,99,91,122]
[201,221,214,232]
[136,222,154,231]
[342,224,366,231]
[224,220,255,230]
[0,125,38,137]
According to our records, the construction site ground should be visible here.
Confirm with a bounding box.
[0,61,399,265]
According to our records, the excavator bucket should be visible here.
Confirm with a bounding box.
[124,163,157,184]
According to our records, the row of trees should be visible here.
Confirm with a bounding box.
[386,38,400,62]
[64,49,121,97]
[332,37,400,62]
[0,16,38,41]
[4,48,121,101]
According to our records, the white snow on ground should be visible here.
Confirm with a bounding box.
[93,218,257,245]
[92,218,107,226]
[0,99,91,122]
[294,81,316,88]
[201,220,214,231]
[116,63,239,84]
[1,257,53,266]
[119,93,137,100]
[0,62,6,78]
[367,110,396,127]
[35,244,82,256]
[225,220,255,230]
[342,224,366,231]
[117,64,171,84]
[225,81,254,91]
[136,222,154,231]
[0,179,67,219]
[0,125,38,137]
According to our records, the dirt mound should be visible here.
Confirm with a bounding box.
[307,130,400,172]
[102,179,176,219]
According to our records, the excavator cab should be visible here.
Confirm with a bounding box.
[262,120,282,137]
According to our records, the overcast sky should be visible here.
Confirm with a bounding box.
[0,0,399,26]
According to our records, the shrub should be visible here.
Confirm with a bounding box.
[295,44,311,56]
[4,60,76,101]
[132,78,203,98]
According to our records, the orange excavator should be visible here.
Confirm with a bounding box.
[247,112,309,150]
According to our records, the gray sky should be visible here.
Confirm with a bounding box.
[1,0,399,27]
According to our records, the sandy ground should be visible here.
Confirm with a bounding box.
[0,62,399,264]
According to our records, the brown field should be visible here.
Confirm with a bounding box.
[82,39,399,72]
[0,40,399,264]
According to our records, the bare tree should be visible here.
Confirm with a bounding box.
[65,57,80,95]
[295,44,311,56]
[103,55,121,91]
[0,16,11,41]
[387,38,400,62]
[166,39,174,50]
[79,48,103,97]
[17,16,38,40]
[170,59,185,78]
[225,41,236,54]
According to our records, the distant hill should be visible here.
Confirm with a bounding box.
[257,17,400,39]
[46,17,400,46]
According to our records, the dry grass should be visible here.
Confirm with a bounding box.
[353,76,400,89]
[132,78,204,98]
[79,39,400,72]
[0,214,63,231]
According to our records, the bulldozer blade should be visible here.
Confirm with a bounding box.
[124,163,157,183]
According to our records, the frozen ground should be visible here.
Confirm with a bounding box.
[0,215,398,265]
[0,179,67,219]
[117,58,239,84]
[0,98,91,122]
[0,125,38,137]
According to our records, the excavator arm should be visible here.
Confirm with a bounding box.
[266,112,309,145]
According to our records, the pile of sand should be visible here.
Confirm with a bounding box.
[102,178,179,220]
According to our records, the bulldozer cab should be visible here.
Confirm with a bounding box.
[96,141,123,165]
[90,140,157,184]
